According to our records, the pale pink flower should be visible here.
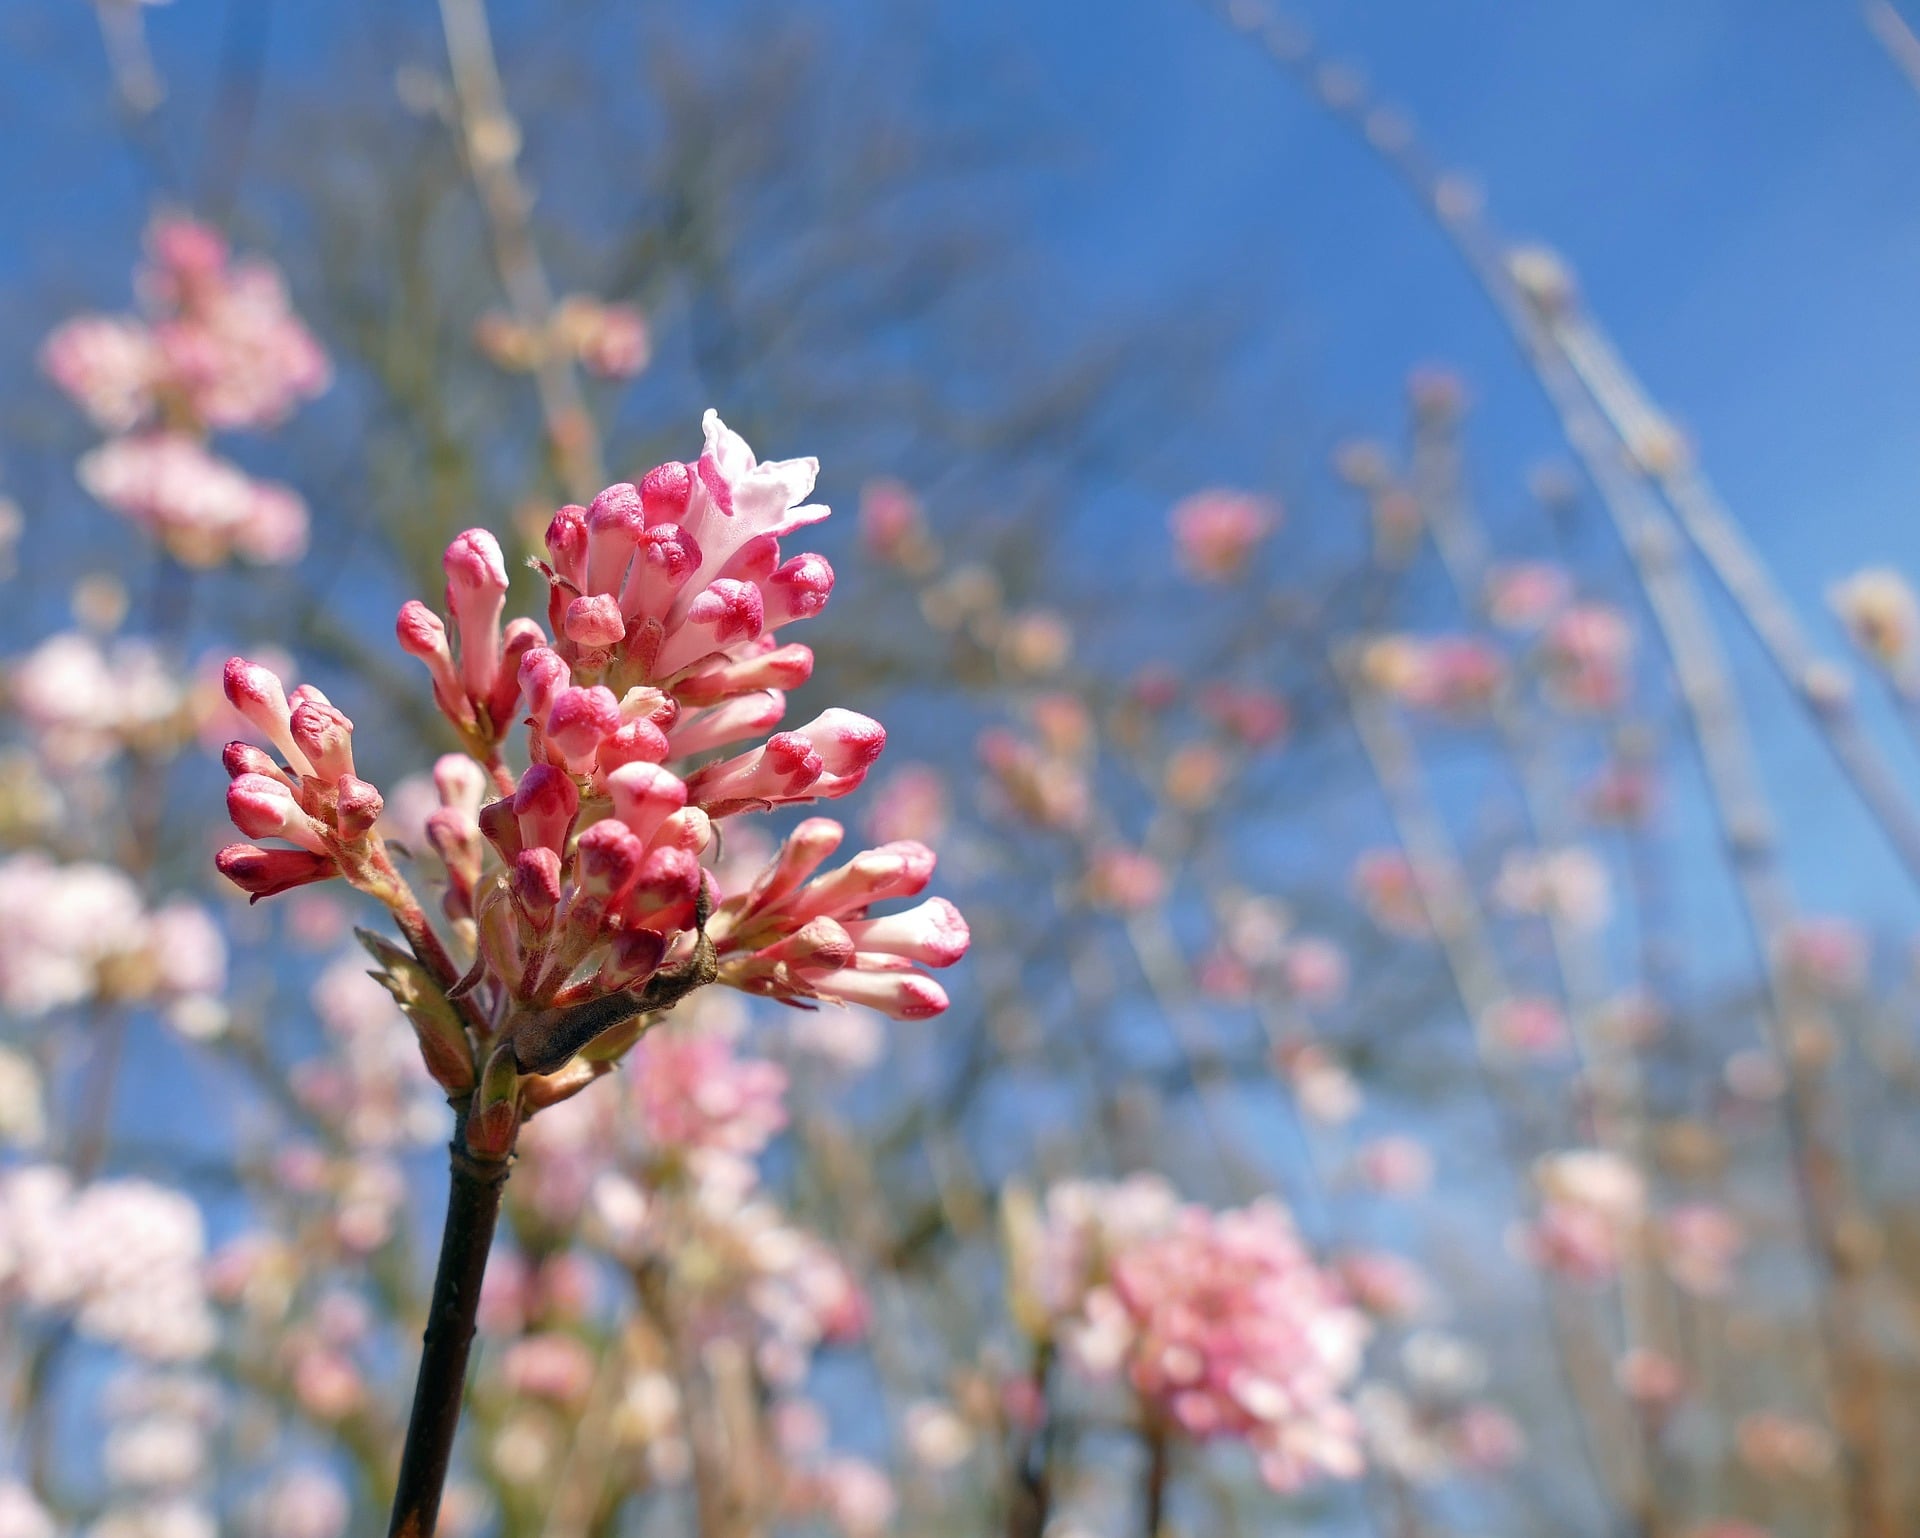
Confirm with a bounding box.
[0,1484,56,1538]
[1522,1150,1645,1285]
[1483,561,1569,630]
[1353,848,1429,938]
[1012,1175,1183,1326]
[1736,1412,1835,1480]
[1485,994,1570,1058]
[1494,847,1612,932]
[809,1457,896,1537]
[1069,1197,1368,1492]
[1084,847,1166,912]
[1352,1137,1433,1196]
[552,295,650,379]
[1584,757,1659,826]
[11,630,185,768]
[1540,603,1633,712]
[1615,1348,1686,1409]
[250,1469,351,1538]
[863,764,951,844]
[0,854,145,1015]
[499,1333,596,1405]
[1199,684,1290,746]
[1282,936,1349,1007]
[1829,567,1918,670]
[39,315,161,434]
[858,478,930,568]
[978,727,1090,829]
[627,1022,789,1158]
[1774,917,1868,997]
[1334,1250,1430,1321]
[79,434,307,567]
[1661,1204,1744,1297]
[1170,490,1278,581]
[1363,634,1504,717]
[1446,1402,1526,1473]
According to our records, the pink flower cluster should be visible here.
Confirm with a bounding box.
[43,215,327,567]
[475,294,651,380]
[1074,1197,1369,1491]
[1521,1150,1646,1285]
[1364,634,1506,717]
[215,413,967,1132]
[1022,1181,1367,1493]
[1539,602,1633,713]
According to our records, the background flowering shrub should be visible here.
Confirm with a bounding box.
[4,4,1920,1538]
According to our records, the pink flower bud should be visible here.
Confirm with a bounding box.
[335,775,385,839]
[443,529,509,699]
[396,600,471,725]
[667,691,788,758]
[433,754,490,819]
[222,741,286,782]
[545,685,622,767]
[573,819,647,902]
[763,553,835,628]
[650,807,713,855]
[621,523,703,622]
[843,897,971,967]
[217,842,337,900]
[224,657,311,774]
[606,761,689,845]
[756,916,857,972]
[673,642,815,707]
[641,461,693,523]
[624,844,701,916]
[545,504,589,587]
[717,532,782,586]
[595,717,670,778]
[684,730,823,810]
[289,699,356,783]
[519,647,572,724]
[789,842,936,923]
[584,482,645,595]
[228,772,329,853]
[514,764,579,854]
[654,579,764,677]
[791,708,886,778]
[490,618,546,730]
[744,817,845,914]
[512,847,563,926]
[426,807,486,898]
[597,927,667,990]
[479,795,523,861]
[564,593,626,649]
[813,966,950,1020]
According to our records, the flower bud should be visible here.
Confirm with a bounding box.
[512,846,563,927]
[606,761,688,845]
[640,460,693,523]
[545,504,589,588]
[222,741,286,783]
[654,579,763,677]
[843,897,971,967]
[813,965,950,1020]
[755,916,857,973]
[763,553,835,628]
[514,764,579,855]
[595,717,670,779]
[564,594,626,649]
[621,522,703,623]
[573,819,647,903]
[584,482,645,595]
[334,775,385,839]
[224,657,311,774]
[443,529,509,699]
[667,691,787,759]
[216,842,337,901]
[289,699,356,783]
[227,773,329,853]
[396,600,470,725]
[545,685,622,768]
[519,646,572,724]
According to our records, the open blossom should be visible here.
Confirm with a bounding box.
[11,630,187,767]
[1169,490,1279,580]
[79,434,308,567]
[1004,1174,1183,1330]
[1522,1150,1646,1284]
[1066,1196,1368,1493]
[1540,602,1633,712]
[1362,634,1505,717]
[1494,846,1611,931]
[0,854,224,1021]
[0,1167,216,1361]
[1829,567,1918,671]
[627,1018,789,1158]
[43,214,328,436]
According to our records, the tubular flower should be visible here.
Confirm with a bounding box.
[220,412,966,1159]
